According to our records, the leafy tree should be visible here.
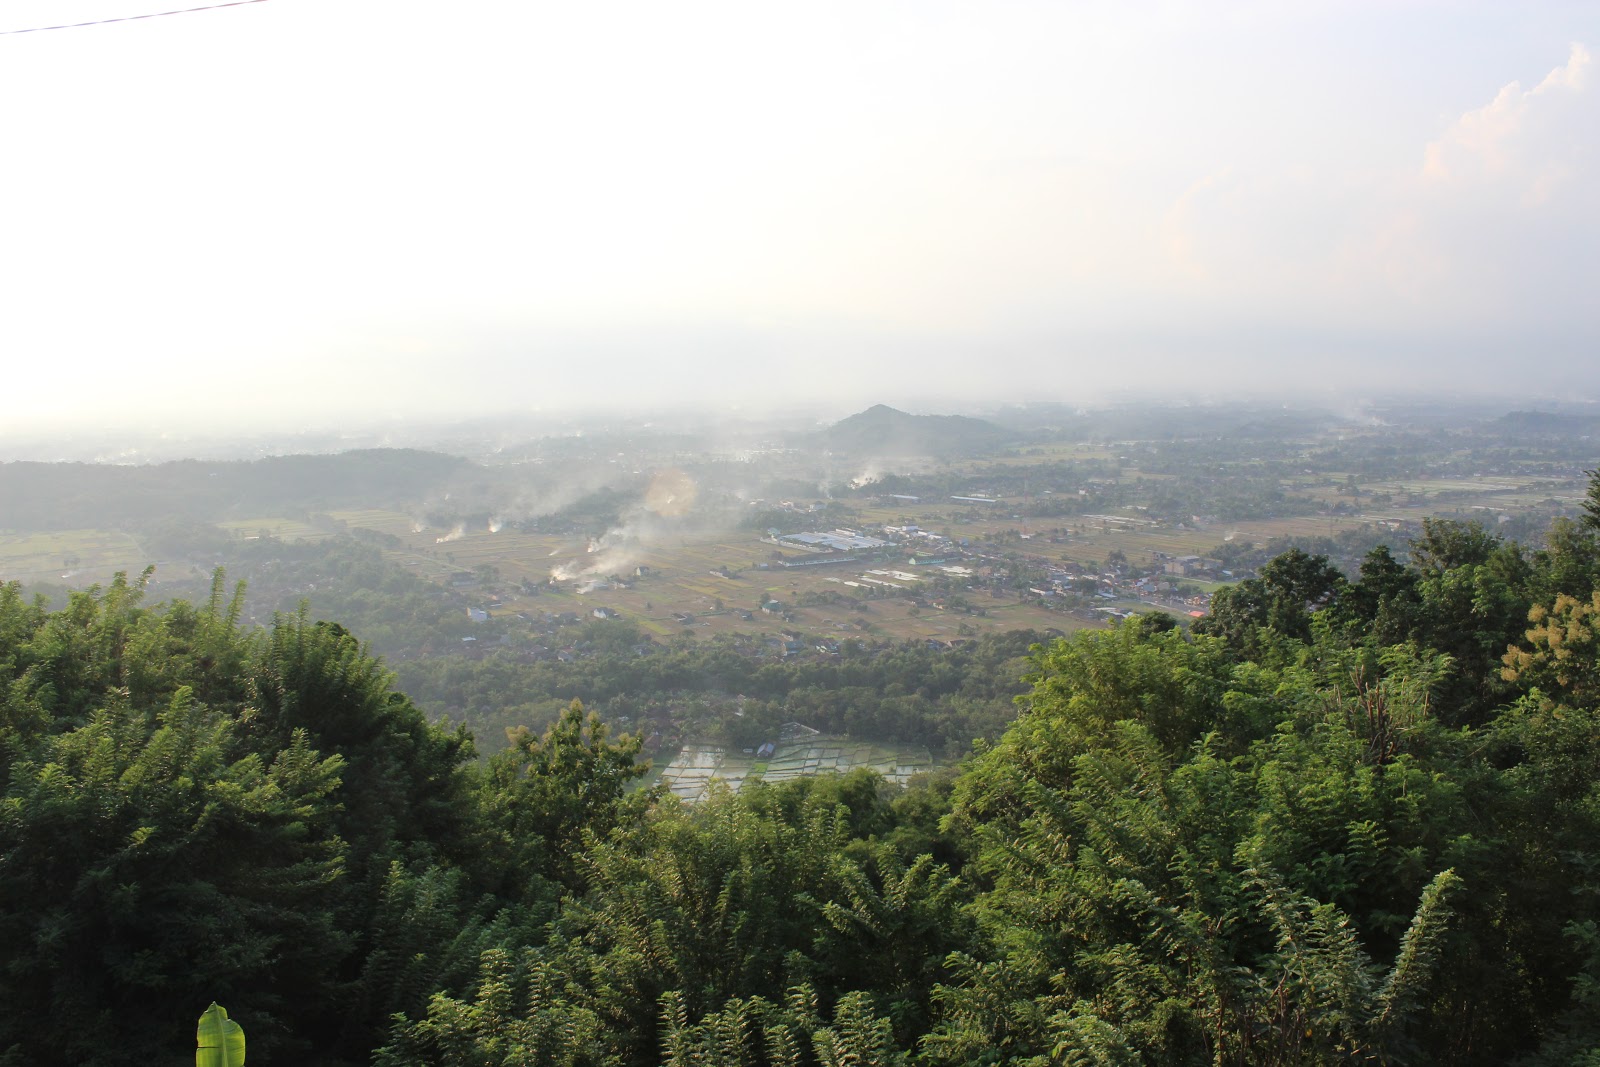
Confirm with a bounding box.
[934,713,1464,1065]
[1411,517,1505,575]
[1195,548,1347,656]
[1582,467,1600,534]
[1503,591,1600,708]
[1411,530,1532,726]
[0,689,347,1065]
[475,700,653,897]
[373,946,605,1067]
[571,786,851,1050]
[954,620,1260,829]
[1528,517,1600,604]
[248,609,476,879]
[350,862,545,1050]
[1335,545,1423,646]
[934,622,1483,1064]
[660,986,909,1067]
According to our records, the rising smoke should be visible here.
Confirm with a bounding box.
[546,467,702,587]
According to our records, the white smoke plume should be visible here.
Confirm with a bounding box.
[850,455,935,488]
[549,523,641,586]
[546,467,702,587]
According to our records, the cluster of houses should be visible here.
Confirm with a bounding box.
[764,633,841,657]
[747,516,1227,628]
[864,526,1224,623]
[1014,555,1218,620]
[443,501,1239,664]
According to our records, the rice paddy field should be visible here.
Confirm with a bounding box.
[219,459,1584,646]
[657,734,936,802]
[12,449,1583,649]
[216,517,331,541]
[850,502,1381,566]
[274,507,1085,642]
[0,528,160,586]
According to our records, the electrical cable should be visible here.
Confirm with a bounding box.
[0,0,271,36]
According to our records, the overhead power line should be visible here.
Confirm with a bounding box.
[0,0,271,36]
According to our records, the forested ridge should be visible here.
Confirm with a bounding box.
[0,450,473,531]
[6,480,1600,1065]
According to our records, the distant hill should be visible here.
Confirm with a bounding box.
[1495,411,1600,437]
[987,402,1343,441]
[0,448,474,531]
[821,404,1016,458]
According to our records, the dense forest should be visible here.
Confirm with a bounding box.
[6,478,1600,1065]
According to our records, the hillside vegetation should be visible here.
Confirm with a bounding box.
[0,449,472,531]
[4,477,1600,1064]
[820,404,1017,459]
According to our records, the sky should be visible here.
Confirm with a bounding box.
[1,0,1596,434]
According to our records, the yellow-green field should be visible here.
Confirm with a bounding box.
[281,508,1085,641]
[853,503,1385,569]
[960,444,1121,468]
[275,471,1573,643]
[17,458,1579,643]
[0,529,160,586]
[216,517,330,541]
[324,509,421,536]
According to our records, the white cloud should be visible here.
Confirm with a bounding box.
[1423,42,1592,189]
[1149,42,1598,343]
[2,5,1597,427]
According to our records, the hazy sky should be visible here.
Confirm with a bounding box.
[2,0,1596,432]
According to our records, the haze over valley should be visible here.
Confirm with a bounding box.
[4,2,1600,1064]
[2,2,1597,434]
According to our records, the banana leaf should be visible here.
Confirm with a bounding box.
[196,1002,245,1067]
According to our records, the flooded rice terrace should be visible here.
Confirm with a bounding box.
[658,724,935,802]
